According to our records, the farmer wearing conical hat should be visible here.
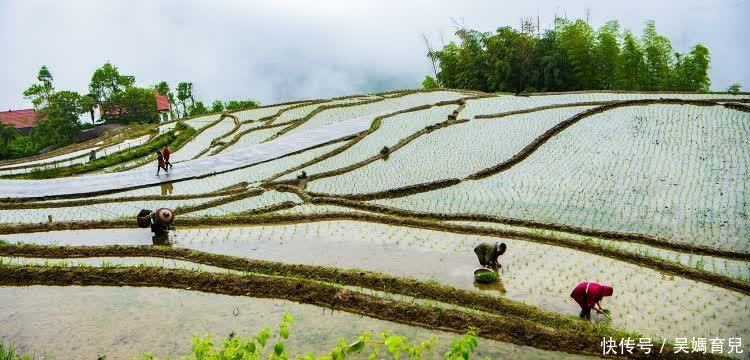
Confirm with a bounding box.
[570,281,613,320]
[136,208,175,237]
[473,242,507,269]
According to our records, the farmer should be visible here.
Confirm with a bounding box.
[162,145,173,169]
[570,281,613,320]
[156,151,168,175]
[136,208,175,237]
[473,242,507,269]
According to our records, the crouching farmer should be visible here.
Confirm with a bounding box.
[137,208,175,237]
[570,281,613,320]
[473,242,507,269]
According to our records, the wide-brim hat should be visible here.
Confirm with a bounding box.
[154,208,175,225]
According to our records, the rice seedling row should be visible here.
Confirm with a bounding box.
[373,104,749,251]
[283,90,468,137]
[307,106,595,194]
[281,105,460,181]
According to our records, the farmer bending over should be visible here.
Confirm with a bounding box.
[474,242,506,269]
[570,281,613,320]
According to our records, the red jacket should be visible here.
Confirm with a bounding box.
[571,282,613,309]
[162,147,171,160]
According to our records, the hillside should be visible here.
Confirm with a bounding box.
[0,89,748,358]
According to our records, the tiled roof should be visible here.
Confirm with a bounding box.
[155,93,170,112]
[0,108,38,128]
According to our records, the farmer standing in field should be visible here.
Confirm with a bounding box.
[473,242,507,268]
[570,281,613,320]
[156,151,168,175]
[162,145,173,169]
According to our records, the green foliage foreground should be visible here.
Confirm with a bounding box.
[1,313,480,359]
[139,313,482,360]
[0,342,32,360]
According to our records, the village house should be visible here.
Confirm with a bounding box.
[1,93,171,135]
[0,108,38,135]
[98,93,172,123]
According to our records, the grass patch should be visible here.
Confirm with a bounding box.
[12,122,196,179]
[0,342,33,360]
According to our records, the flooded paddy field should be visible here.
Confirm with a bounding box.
[4,220,748,344]
[0,286,589,359]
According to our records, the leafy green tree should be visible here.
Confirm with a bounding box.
[727,83,742,94]
[167,92,179,119]
[176,82,193,116]
[537,26,571,92]
[7,136,35,158]
[102,87,158,124]
[558,19,595,89]
[188,101,209,116]
[642,20,673,90]
[426,18,711,93]
[0,123,18,159]
[683,44,711,91]
[434,28,491,92]
[154,81,170,96]
[23,65,55,109]
[224,100,260,111]
[593,21,621,89]
[618,30,646,90]
[210,100,224,112]
[89,62,135,103]
[31,90,91,149]
[422,75,439,89]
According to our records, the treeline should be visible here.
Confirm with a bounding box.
[153,80,259,121]
[0,63,259,160]
[423,19,714,93]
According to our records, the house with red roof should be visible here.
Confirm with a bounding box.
[0,108,40,135]
[98,92,172,123]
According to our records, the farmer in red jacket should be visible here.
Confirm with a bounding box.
[162,145,173,169]
[156,151,168,175]
[570,282,613,320]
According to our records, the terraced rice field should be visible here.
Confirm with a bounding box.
[0,89,748,358]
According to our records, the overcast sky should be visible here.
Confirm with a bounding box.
[1,0,748,109]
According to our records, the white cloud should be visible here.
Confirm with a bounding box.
[1,0,747,110]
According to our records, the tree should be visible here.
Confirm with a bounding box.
[155,81,170,96]
[422,76,439,89]
[537,26,571,92]
[31,90,91,149]
[23,65,55,109]
[642,20,673,90]
[426,18,710,93]
[224,100,260,111]
[0,123,17,159]
[176,82,192,116]
[684,44,711,91]
[727,83,742,94]
[167,92,179,119]
[618,30,646,90]
[188,101,208,116]
[89,62,135,103]
[210,100,224,112]
[593,21,621,89]
[558,19,595,89]
[102,87,158,124]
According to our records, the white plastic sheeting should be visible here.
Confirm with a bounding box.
[0,112,387,198]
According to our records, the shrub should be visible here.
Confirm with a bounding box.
[139,313,480,359]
